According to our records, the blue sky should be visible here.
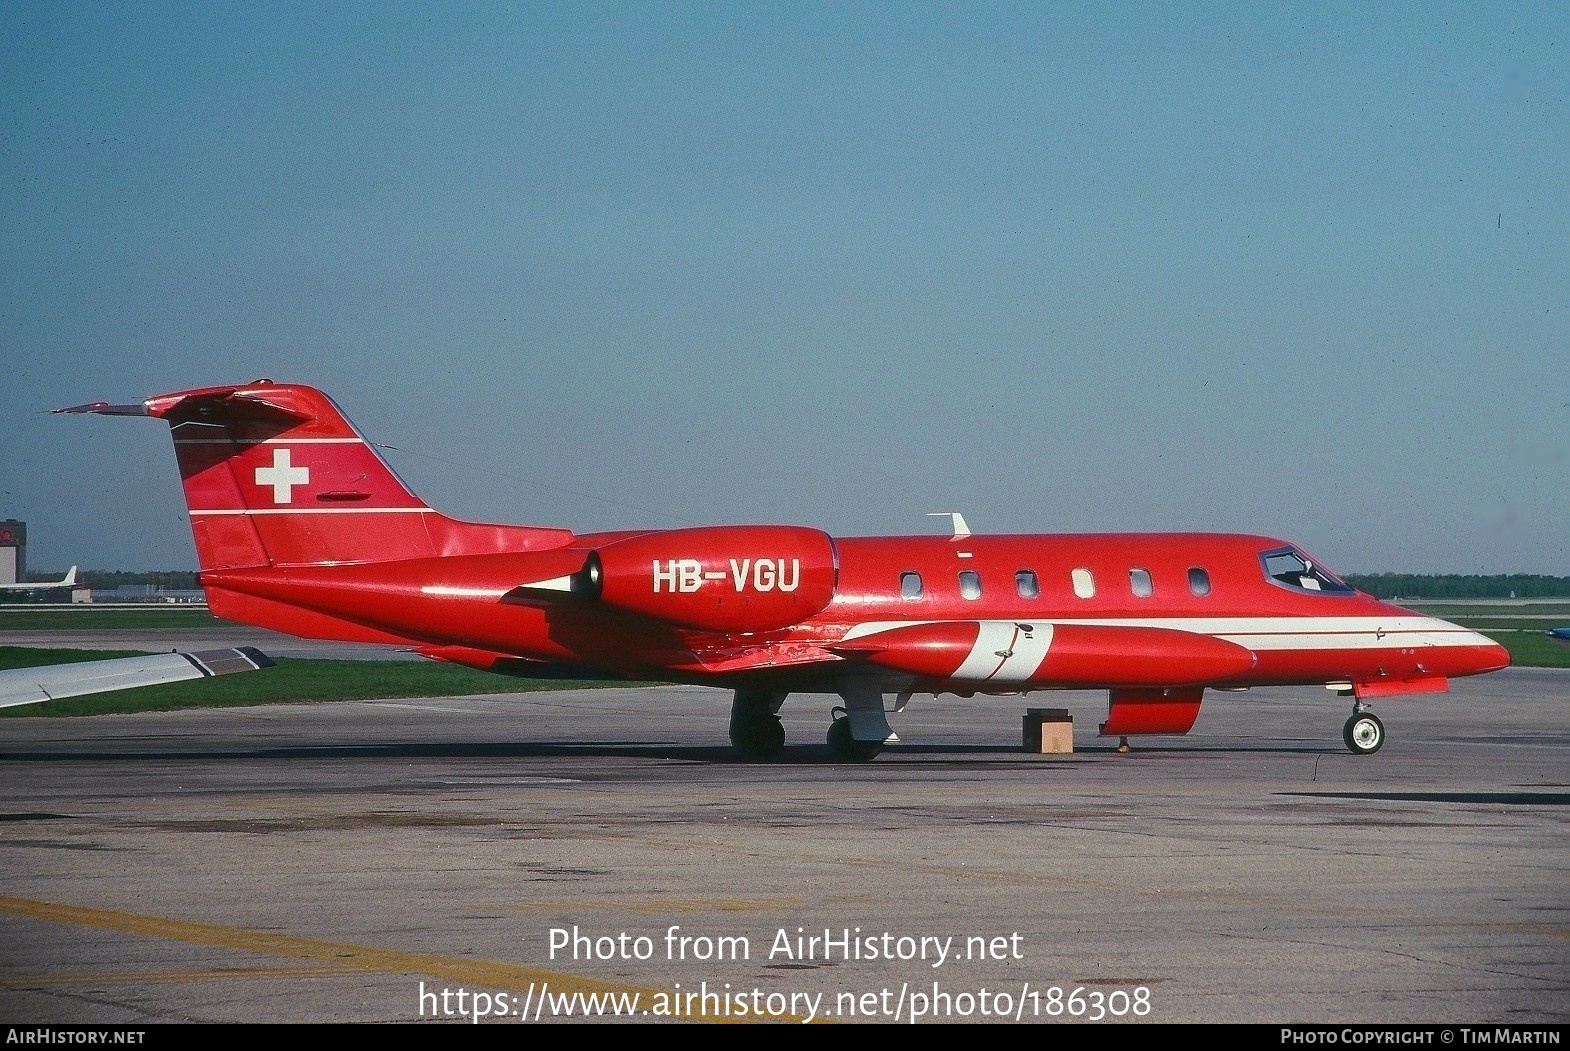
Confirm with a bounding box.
[3,2,1565,576]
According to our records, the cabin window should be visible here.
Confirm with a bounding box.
[900,571,924,599]
[959,570,981,600]
[1130,568,1153,598]
[1071,568,1095,599]
[1015,569,1039,599]
[1261,547,1353,594]
[1188,567,1211,596]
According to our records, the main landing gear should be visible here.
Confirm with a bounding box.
[826,680,899,761]
[728,688,786,759]
[727,683,899,762]
[827,707,884,761]
[1342,701,1385,756]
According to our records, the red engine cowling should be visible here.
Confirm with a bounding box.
[579,525,837,632]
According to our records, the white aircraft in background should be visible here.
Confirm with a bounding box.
[0,647,273,710]
[0,566,79,592]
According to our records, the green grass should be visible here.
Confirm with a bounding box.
[0,607,243,629]
[1408,602,1570,618]
[1450,618,1569,631]
[0,647,640,718]
[1,646,149,669]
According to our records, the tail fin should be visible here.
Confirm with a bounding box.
[60,380,571,570]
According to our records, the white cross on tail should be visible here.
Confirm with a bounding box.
[255,448,310,503]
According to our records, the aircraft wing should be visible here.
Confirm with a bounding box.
[0,647,273,709]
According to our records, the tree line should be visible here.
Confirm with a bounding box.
[1343,574,1570,599]
[73,570,201,589]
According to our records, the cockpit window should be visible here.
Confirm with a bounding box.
[1261,548,1353,594]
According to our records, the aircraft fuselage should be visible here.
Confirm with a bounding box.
[59,380,1511,758]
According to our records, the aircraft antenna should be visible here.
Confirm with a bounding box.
[926,512,972,539]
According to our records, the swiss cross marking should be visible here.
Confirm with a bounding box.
[255,448,310,503]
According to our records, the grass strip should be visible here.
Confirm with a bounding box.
[0,647,640,718]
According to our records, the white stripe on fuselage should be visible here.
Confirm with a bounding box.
[1071,616,1493,651]
[840,616,1494,653]
[950,622,1057,680]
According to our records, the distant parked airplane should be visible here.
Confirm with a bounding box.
[0,566,78,592]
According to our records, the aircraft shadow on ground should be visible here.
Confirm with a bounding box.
[1282,790,1570,806]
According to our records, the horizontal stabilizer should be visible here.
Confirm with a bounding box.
[56,381,314,426]
[53,401,149,416]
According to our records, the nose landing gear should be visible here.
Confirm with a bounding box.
[1342,702,1385,755]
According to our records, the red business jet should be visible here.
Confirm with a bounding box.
[59,380,1510,759]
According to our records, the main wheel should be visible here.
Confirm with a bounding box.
[1342,712,1385,755]
[826,716,883,761]
[729,712,785,759]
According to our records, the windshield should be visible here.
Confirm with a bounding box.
[1261,547,1353,594]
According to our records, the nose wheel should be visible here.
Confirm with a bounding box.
[1342,707,1385,755]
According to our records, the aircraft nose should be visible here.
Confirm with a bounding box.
[1443,630,1512,676]
[1476,638,1512,674]
[1396,603,1513,678]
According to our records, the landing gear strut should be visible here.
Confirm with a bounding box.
[1342,701,1384,755]
[729,688,786,759]
[825,680,898,761]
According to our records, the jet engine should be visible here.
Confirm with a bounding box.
[547,525,838,633]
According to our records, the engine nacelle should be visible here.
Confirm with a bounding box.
[578,525,837,633]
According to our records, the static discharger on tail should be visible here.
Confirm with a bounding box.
[57,380,1510,759]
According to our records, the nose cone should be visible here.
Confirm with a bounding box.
[1477,638,1512,674]
[1379,599,1512,679]
[1434,624,1512,678]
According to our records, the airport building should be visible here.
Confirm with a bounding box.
[2,519,203,605]
[0,519,25,585]
[0,519,94,603]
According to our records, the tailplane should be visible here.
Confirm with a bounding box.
[58,380,572,571]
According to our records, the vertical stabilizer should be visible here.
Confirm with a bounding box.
[59,380,572,571]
